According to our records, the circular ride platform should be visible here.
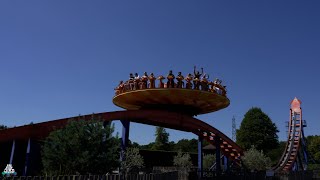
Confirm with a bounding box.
[113,88,230,115]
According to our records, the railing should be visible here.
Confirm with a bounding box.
[1,172,178,180]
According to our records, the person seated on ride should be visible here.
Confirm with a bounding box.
[176,72,184,88]
[157,75,165,88]
[141,72,148,89]
[193,66,203,90]
[200,73,209,91]
[123,80,130,92]
[129,73,134,90]
[221,85,227,96]
[114,80,124,95]
[213,78,223,95]
[167,70,175,88]
[148,73,156,89]
[185,73,193,89]
[208,81,216,93]
[133,73,140,90]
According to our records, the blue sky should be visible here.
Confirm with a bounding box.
[0,1,319,145]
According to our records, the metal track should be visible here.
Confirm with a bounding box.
[273,98,304,172]
[0,109,244,162]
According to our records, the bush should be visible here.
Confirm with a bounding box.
[173,151,193,180]
[173,151,193,168]
[308,164,320,170]
[242,146,272,171]
[121,147,144,175]
[203,154,215,169]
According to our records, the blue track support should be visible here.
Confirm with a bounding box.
[215,136,221,176]
[223,155,228,172]
[301,127,309,169]
[23,138,31,176]
[293,161,297,171]
[9,140,15,164]
[198,136,203,179]
[120,120,130,162]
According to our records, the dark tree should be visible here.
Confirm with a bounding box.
[267,141,286,165]
[140,142,155,150]
[174,139,198,153]
[42,120,119,175]
[307,135,320,162]
[236,107,279,154]
[0,125,7,130]
[152,127,170,151]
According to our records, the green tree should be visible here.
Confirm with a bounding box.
[121,147,144,176]
[266,141,286,165]
[173,151,193,179]
[203,154,215,169]
[0,125,7,130]
[237,107,279,154]
[131,142,141,149]
[118,139,141,149]
[174,139,198,153]
[140,142,155,150]
[42,119,119,175]
[242,146,272,171]
[308,135,320,162]
[152,127,170,151]
[173,151,193,168]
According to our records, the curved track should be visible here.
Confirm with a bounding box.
[0,110,243,162]
[273,98,307,172]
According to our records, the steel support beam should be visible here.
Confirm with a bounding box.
[215,136,221,176]
[223,155,228,172]
[198,136,203,179]
[9,140,15,165]
[23,138,31,176]
[120,120,130,162]
[293,161,297,171]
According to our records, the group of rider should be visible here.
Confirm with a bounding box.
[114,66,226,96]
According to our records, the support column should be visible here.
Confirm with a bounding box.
[293,161,297,171]
[215,136,221,176]
[297,153,304,171]
[120,120,130,162]
[198,136,203,179]
[9,140,15,165]
[223,155,228,172]
[23,138,31,176]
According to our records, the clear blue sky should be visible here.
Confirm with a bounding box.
[1,1,319,145]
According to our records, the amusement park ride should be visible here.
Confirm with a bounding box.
[112,67,243,176]
[273,97,309,172]
[112,68,311,173]
[0,66,311,176]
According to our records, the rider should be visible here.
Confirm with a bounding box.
[167,70,175,88]
[193,66,203,90]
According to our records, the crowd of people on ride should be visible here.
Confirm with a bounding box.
[114,66,227,96]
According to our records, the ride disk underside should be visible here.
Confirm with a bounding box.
[112,88,230,115]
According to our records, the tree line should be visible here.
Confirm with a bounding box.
[128,126,204,153]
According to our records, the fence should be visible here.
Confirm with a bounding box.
[191,170,316,180]
[313,170,320,179]
[153,166,191,180]
[0,172,178,180]
[274,171,315,180]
